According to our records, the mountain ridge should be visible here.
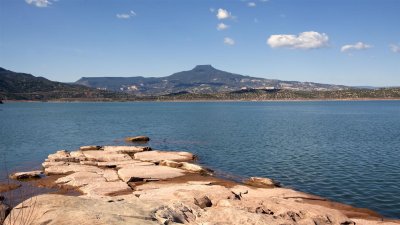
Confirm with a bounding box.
[75,65,350,96]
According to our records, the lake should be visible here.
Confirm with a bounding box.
[0,101,399,218]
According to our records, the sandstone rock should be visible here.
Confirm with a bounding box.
[79,180,132,197]
[45,164,103,175]
[103,146,151,154]
[83,150,132,162]
[70,150,87,160]
[79,145,102,151]
[42,161,66,168]
[9,170,43,180]
[159,160,183,168]
[181,162,212,174]
[56,171,105,187]
[134,150,194,163]
[194,195,212,209]
[97,160,154,168]
[79,160,98,166]
[152,202,197,224]
[4,194,160,225]
[47,150,80,163]
[245,176,281,188]
[101,169,120,182]
[117,165,186,182]
[125,136,150,142]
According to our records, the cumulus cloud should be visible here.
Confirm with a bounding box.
[116,10,136,19]
[340,42,372,52]
[217,8,233,20]
[25,0,52,7]
[224,37,235,45]
[248,2,256,7]
[390,44,400,53]
[217,23,229,31]
[267,31,329,49]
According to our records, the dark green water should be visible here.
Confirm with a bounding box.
[1,101,399,218]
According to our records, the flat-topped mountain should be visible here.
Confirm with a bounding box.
[75,65,349,95]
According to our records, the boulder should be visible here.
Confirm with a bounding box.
[117,165,186,182]
[125,136,150,142]
[9,170,43,180]
[103,146,151,154]
[82,150,132,162]
[134,150,194,163]
[244,177,281,188]
[79,145,102,151]
[194,195,213,209]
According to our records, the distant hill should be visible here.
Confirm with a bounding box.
[75,65,350,96]
[0,67,124,100]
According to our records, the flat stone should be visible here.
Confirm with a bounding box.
[125,136,150,142]
[97,160,154,168]
[9,170,43,180]
[80,161,98,166]
[82,150,132,162]
[80,146,102,151]
[79,181,132,197]
[70,150,87,160]
[134,150,194,163]
[45,164,103,175]
[117,165,186,182]
[101,169,120,182]
[103,146,151,154]
[56,171,105,187]
[42,161,66,168]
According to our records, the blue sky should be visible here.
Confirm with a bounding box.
[0,0,399,86]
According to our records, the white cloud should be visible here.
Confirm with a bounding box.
[248,2,256,7]
[25,0,52,7]
[217,23,229,31]
[224,37,235,45]
[267,31,329,49]
[340,42,372,52]
[217,8,232,20]
[116,10,136,19]
[209,8,215,13]
[390,44,400,53]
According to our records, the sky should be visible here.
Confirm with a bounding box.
[0,0,399,86]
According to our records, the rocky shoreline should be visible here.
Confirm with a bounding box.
[1,140,399,225]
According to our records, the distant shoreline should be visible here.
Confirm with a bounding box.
[3,98,400,103]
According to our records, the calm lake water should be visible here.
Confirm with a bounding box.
[1,101,399,218]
